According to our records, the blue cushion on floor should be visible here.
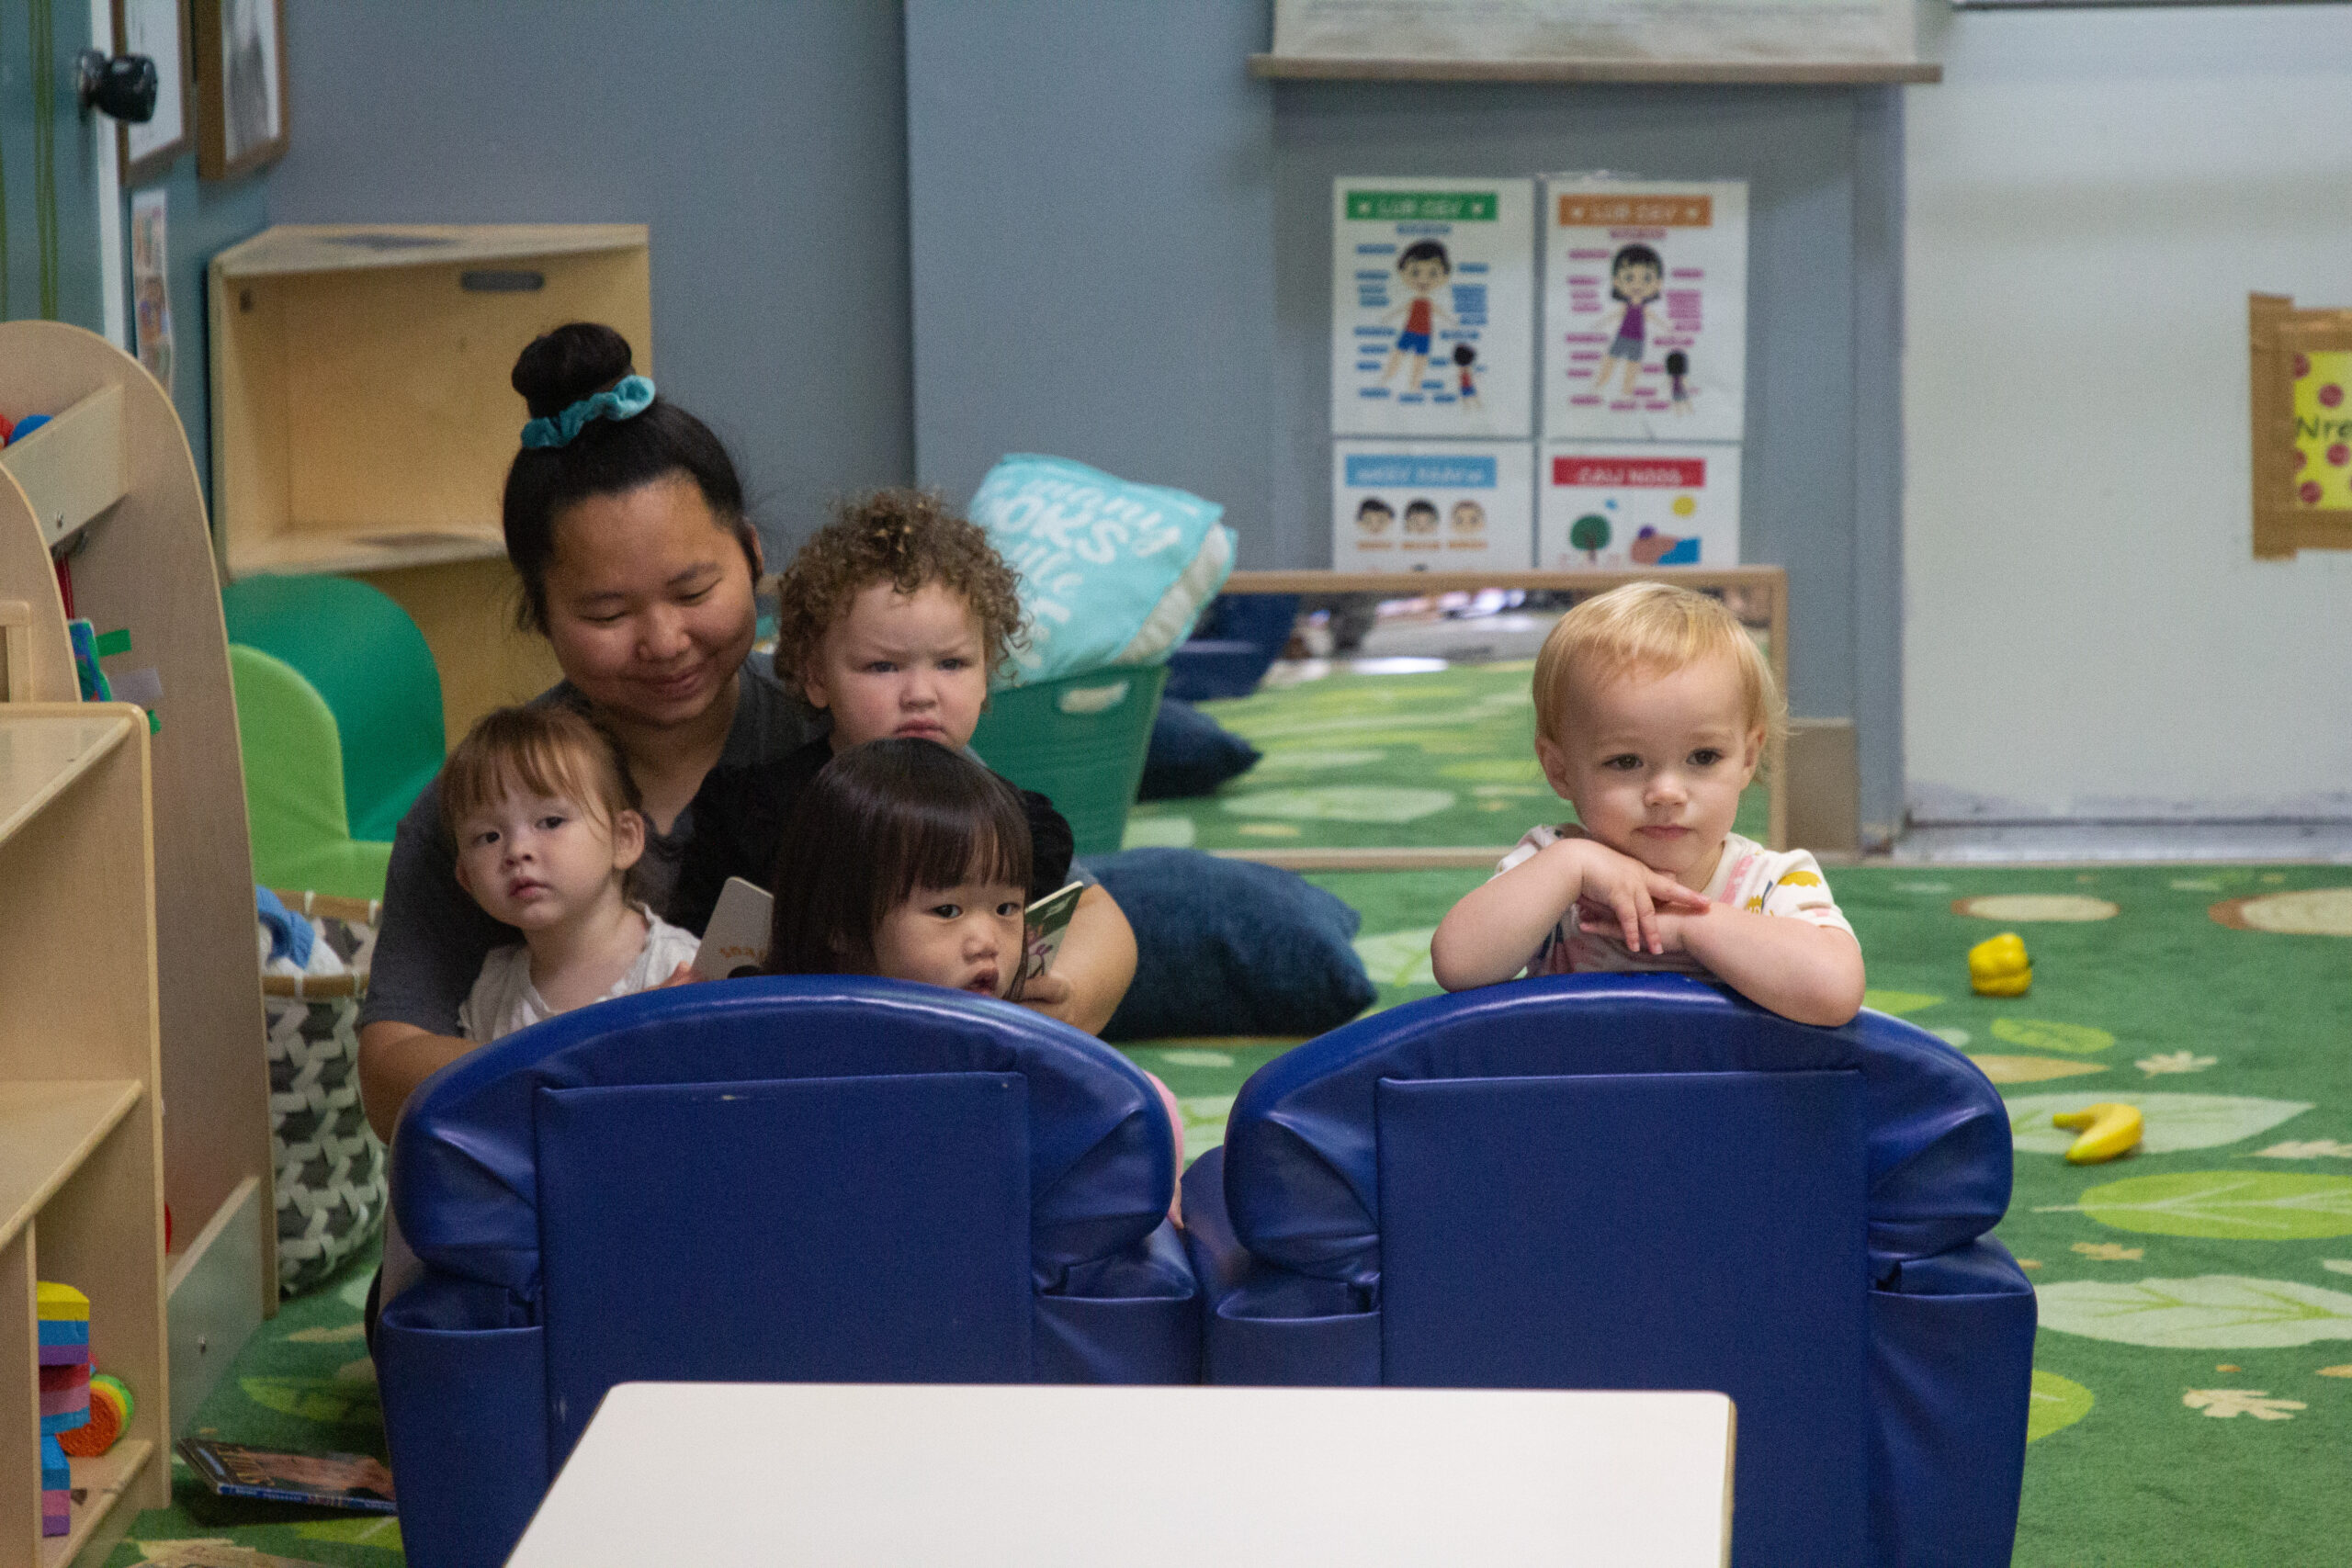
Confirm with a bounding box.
[1080,850,1374,1041]
[1138,697,1261,801]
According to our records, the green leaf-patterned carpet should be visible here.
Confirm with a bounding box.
[106,658,2350,1566]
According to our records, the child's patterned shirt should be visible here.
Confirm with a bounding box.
[1495,825,1854,979]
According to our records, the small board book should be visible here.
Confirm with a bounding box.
[1332,442,1533,572]
[694,875,774,979]
[1544,177,1747,445]
[175,1438,397,1513]
[1022,881,1087,983]
[1538,445,1741,570]
[1332,176,1535,438]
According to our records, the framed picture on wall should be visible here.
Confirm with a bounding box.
[192,0,287,181]
[115,0,193,184]
[2248,293,2352,558]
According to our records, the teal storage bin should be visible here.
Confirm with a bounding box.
[971,665,1169,859]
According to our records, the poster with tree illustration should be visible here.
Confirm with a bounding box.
[1332,177,1534,438]
[1544,177,1747,445]
[1537,444,1740,570]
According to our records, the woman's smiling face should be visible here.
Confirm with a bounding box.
[538,473,760,730]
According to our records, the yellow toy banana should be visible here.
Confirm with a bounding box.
[1969,931,2032,997]
[2052,1102,2143,1164]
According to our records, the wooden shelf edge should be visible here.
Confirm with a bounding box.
[0,1079,144,1254]
[1249,53,1941,85]
[0,385,130,550]
[1225,566,1787,594]
[0,710,135,852]
[45,1438,153,1567]
[214,221,652,279]
[225,529,508,580]
[1213,846,1508,871]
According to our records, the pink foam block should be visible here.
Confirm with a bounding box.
[40,1383,91,1419]
[42,1492,71,1535]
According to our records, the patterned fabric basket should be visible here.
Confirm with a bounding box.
[263,891,387,1297]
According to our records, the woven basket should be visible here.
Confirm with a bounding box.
[262,891,387,1297]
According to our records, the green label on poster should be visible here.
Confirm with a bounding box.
[1345,190,1498,222]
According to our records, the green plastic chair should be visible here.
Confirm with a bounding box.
[228,645,396,900]
[970,665,1169,859]
[221,575,446,844]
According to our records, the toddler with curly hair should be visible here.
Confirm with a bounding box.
[673,488,1130,1024]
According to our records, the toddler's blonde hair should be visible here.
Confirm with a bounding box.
[1532,581,1784,750]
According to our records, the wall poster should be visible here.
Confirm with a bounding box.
[1331,177,1534,439]
[1538,444,1740,570]
[1544,178,1747,446]
[1333,442,1534,573]
[2248,292,2352,557]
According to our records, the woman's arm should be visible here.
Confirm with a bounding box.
[1021,884,1136,1036]
[357,1022,477,1144]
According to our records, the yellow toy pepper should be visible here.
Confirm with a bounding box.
[1968,931,2032,997]
[2052,1102,2143,1164]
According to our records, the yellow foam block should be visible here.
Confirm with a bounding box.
[35,1282,89,1322]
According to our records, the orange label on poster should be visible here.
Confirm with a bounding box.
[1556,194,1713,228]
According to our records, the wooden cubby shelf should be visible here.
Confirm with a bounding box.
[0,714,132,847]
[0,1079,144,1248]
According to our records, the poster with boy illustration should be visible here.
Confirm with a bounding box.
[1334,442,1533,572]
[1537,444,1740,570]
[1544,177,1747,445]
[1332,177,1534,438]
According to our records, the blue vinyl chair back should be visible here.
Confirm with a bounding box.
[377,977,1197,1568]
[1185,974,2036,1568]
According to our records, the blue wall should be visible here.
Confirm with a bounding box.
[0,0,107,333]
[904,0,1277,547]
[266,0,914,557]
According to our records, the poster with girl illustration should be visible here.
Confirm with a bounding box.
[1543,177,1747,445]
[1333,442,1534,572]
[1332,177,1534,438]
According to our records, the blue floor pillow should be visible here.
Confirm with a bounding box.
[1081,849,1374,1040]
[1138,697,1261,801]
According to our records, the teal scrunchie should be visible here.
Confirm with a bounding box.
[519,374,657,449]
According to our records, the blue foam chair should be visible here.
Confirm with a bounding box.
[377,977,1199,1568]
[1184,974,2035,1568]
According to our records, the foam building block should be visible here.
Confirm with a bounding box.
[61,1374,132,1459]
[36,1283,90,1537]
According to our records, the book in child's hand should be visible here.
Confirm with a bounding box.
[1023,881,1087,981]
[175,1438,396,1513]
[694,875,775,979]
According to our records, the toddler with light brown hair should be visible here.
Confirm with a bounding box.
[1430,581,1863,1026]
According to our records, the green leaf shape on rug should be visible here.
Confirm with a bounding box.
[2042,1172,2352,1240]
[1353,928,1438,988]
[1121,815,1197,850]
[2027,1370,2095,1441]
[297,1514,406,1548]
[1990,1018,2115,1055]
[1221,786,1456,823]
[1253,748,1386,772]
[2034,1275,2352,1348]
[240,1374,383,1425]
[2004,1093,2312,1156]
[1180,1095,1237,1152]
[1863,989,1943,1016]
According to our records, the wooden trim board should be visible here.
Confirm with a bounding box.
[1248,53,1940,84]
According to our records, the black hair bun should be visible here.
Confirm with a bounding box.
[512,322,636,419]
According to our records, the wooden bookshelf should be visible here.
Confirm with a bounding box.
[0,706,168,1568]
[2,321,274,1440]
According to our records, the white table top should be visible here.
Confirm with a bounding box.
[506,1382,1734,1567]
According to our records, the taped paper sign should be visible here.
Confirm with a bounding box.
[1544,178,1747,445]
[1539,445,1740,570]
[1333,443,1534,573]
[1332,177,1535,438]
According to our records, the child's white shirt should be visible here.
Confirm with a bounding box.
[457,905,702,1043]
[1495,825,1854,980]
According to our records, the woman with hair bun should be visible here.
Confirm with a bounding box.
[356,323,1137,1144]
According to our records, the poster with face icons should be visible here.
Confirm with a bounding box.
[1333,442,1534,572]
[1537,444,1740,570]
[1332,177,1535,438]
[1543,177,1747,445]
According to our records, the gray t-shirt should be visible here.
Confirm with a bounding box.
[359,659,826,1038]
